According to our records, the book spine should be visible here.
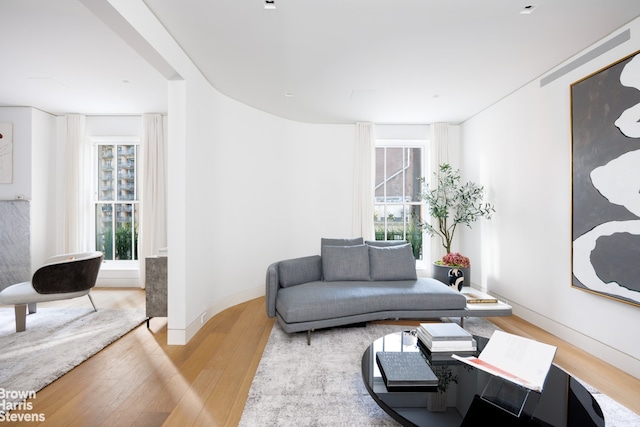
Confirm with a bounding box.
[417,333,476,352]
[376,355,391,387]
[465,298,498,304]
[417,331,475,348]
[417,340,476,360]
[418,326,472,341]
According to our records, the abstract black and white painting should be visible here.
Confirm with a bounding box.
[571,50,640,307]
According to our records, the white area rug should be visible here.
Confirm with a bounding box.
[0,306,146,408]
[240,319,640,426]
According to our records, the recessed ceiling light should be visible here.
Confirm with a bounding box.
[264,0,276,10]
[520,5,538,14]
[284,92,293,97]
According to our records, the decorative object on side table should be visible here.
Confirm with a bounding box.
[433,252,470,291]
[420,163,495,290]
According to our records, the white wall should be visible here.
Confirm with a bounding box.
[181,87,355,341]
[85,115,142,136]
[30,109,57,267]
[0,108,33,202]
[0,107,57,270]
[460,19,640,378]
[170,72,355,342]
[105,0,356,343]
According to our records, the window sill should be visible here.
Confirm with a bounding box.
[101,260,139,270]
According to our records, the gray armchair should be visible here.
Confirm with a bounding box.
[0,251,104,332]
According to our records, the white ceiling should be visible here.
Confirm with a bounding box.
[2,0,640,124]
[0,0,168,117]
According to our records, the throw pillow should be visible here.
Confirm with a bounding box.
[322,244,370,281]
[321,237,364,252]
[368,243,417,281]
[278,255,323,288]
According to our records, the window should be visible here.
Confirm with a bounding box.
[374,143,425,259]
[94,138,139,261]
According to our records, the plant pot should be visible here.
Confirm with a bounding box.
[431,263,470,291]
[427,392,447,412]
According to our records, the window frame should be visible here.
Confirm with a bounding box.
[374,138,428,261]
[91,136,140,266]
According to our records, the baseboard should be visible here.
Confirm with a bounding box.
[167,284,264,345]
[503,297,640,379]
[96,278,141,287]
[97,263,140,287]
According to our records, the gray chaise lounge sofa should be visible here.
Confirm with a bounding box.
[266,238,491,344]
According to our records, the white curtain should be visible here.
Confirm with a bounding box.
[429,123,451,259]
[430,123,450,171]
[138,113,168,287]
[352,122,375,240]
[62,114,90,253]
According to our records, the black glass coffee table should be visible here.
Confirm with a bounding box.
[361,330,605,426]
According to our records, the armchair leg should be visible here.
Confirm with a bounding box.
[88,294,97,312]
[28,302,37,314]
[15,304,27,332]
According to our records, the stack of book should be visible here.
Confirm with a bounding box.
[417,322,477,360]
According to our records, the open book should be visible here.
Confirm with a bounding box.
[452,330,557,392]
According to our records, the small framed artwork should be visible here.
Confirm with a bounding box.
[570,50,640,307]
[0,122,12,184]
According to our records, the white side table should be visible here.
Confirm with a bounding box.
[458,287,512,326]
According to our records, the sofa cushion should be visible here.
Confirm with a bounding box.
[365,240,407,247]
[369,243,417,281]
[321,237,364,251]
[0,282,90,305]
[276,278,466,324]
[322,244,370,281]
[278,255,322,288]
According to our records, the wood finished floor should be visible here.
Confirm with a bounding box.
[5,288,639,426]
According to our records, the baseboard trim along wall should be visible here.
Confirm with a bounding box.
[96,263,141,287]
[167,284,264,345]
[504,297,640,379]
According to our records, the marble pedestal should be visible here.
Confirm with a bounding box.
[145,256,167,326]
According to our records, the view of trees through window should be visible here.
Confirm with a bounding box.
[95,143,138,260]
[374,146,424,259]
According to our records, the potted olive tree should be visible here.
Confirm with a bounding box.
[420,164,495,290]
